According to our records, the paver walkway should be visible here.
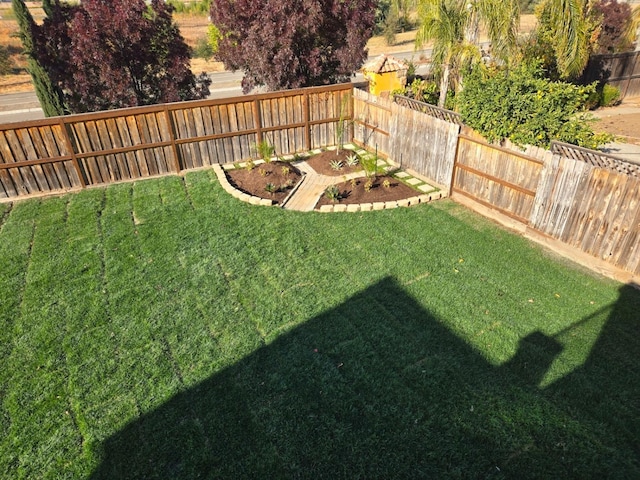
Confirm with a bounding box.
[281,161,363,211]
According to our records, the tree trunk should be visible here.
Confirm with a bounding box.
[464,7,479,46]
[438,64,450,108]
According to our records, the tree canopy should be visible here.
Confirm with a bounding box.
[415,0,520,107]
[210,0,377,93]
[15,0,210,115]
[458,62,613,149]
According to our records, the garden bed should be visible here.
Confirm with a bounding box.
[316,175,420,207]
[225,160,302,205]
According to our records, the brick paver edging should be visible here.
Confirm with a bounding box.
[316,192,445,213]
[212,152,446,212]
[212,163,275,207]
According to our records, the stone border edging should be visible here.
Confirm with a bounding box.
[212,164,275,207]
[212,153,447,213]
[316,192,445,213]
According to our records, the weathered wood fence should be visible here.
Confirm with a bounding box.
[353,90,460,188]
[452,128,547,224]
[583,50,640,99]
[354,90,640,278]
[0,83,352,199]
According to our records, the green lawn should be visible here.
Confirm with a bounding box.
[0,170,638,479]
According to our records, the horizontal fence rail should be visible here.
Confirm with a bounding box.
[452,129,546,224]
[0,83,353,200]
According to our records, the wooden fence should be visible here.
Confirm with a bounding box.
[452,128,547,224]
[0,83,353,200]
[353,89,460,188]
[583,51,640,99]
[354,93,640,277]
[531,145,640,275]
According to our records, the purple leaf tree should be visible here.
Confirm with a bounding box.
[210,0,376,93]
[32,0,210,113]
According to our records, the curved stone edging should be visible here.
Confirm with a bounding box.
[316,192,445,213]
[212,162,446,212]
[212,164,275,207]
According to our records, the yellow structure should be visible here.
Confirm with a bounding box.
[362,54,408,97]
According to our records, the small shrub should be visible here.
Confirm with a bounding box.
[382,179,391,189]
[208,24,222,56]
[265,183,277,195]
[345,153,359,167]
[245,160,255,171]
[364,180,373,192]
[601,84,621,107]
[281,166,290,176]
[258,168,267,177]
[193,36,214,60]
[324,185,341,203]
[253,140,275,162]
[350,178,358,188]
[330,160,343,171]
[0,46,14,75]
[361,155,378,180]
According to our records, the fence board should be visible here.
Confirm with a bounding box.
[36,126,68,189]
[453,135,543,222]
[353,89,393,156]
[19,128,52,191]
[4,130,39,193]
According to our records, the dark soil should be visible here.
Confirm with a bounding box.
[305,149,363,176]
[315,175,420,207]
[225,161,302,204]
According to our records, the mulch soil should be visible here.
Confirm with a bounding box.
[225,161,302,204]
[225,152,424,207]
[315,175,420,207]
[304,149,363,176]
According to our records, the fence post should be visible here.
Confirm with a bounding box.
[163,106,182,174]
[303,91,311,151]
[349,88,355,145]
[449,132,462,197]
[252,98,264,150]
[58,118,86,188]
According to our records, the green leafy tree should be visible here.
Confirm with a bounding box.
[415,0,519,108]
[623,4,640,50]
[458,61,613,148]
[528,0,598,79]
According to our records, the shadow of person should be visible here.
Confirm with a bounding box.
[89,278,640,479]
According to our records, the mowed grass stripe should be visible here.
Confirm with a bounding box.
[4,198,84,479]
[0,201,38,475]
[59,189,113,477]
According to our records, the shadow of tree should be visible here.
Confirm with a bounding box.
[90,278,640,479]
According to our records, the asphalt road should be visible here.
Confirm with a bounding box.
[0,49,433,124]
